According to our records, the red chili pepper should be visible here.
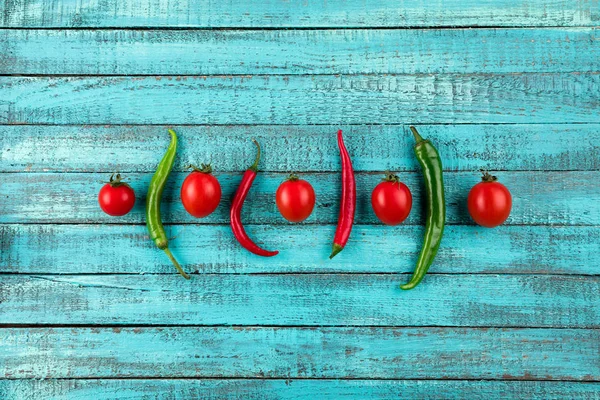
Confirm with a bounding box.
[230,139,279,257]
[330,130,356,259]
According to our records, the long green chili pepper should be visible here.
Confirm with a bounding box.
[146,129,190,279]
[401,126,445,290]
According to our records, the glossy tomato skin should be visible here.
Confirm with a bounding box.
[371,180,412,225]
[98,183,136,216]
[276,178,316,223]
[467,180,512,228]
[181,171,222,218]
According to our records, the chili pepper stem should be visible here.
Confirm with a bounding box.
[329,244,343,259]
[163,247,190,279]
[410,126,424,143]
[249,139,261,172]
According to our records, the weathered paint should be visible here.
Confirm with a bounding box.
[2,74,599,124]
[3,379,600,400]
[0,328,598,379]
[0,274,598,326]
[0,171,598,225]
[1,224,597,275]
[2,124,598,173]
[2,28,598,75]
[1,0,597,27]
[1,0,598,394]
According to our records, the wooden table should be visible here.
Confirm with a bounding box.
[1,1,599,398]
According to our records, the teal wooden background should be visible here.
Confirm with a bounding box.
[1,0,599,398]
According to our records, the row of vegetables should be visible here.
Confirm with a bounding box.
[98,128,512,289]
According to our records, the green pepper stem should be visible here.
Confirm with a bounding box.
[249,139,261,172]
[409,126,424,143]
[163,247,190,279]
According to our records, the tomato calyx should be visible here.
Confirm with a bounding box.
[106,173,131,188]
[381,171,401,184]
[480,170,498,183]
[286,173,300,182]
[187,163,213,174]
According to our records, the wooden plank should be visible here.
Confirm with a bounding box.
[0,328,598,379]
[1,224,598,275]
[2,124,599,173]
[0,171,597,225]
[0,274,598,326]
[2,28,598,75]
[1,0,597,28]
[3,379,600,400]
[2,74,599,124]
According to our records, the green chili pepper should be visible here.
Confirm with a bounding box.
[401,126,445,290]
[146,129,190,279]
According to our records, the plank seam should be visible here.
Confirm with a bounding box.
[0,324,597,329]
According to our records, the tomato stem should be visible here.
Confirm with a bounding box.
[287,173,299,181]
[382,172,400,184]
[480,170,498,182]
[187,163,213,174]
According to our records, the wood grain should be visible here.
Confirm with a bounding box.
[2,28,598,75]
[0,274,598,326]
[1,224,598,275]
[3,379,600,400]
[0,171,597,225]
[0,327,598,379]
[2,124,599,173]
[2,74,599,124]
[1,0,597,28]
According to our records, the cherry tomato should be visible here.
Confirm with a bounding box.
[371,173,412,225]
[98,174,136,216]
[276,175,316,223]
[181,164,222,218]
[467,171,512,228]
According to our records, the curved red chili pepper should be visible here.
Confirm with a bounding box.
[330,130,356,259]
[230,139,279,257]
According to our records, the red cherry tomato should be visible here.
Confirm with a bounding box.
[276,175,316,223]
[371,173,412,225]
[181,165,222,218]
[467,172,512,228]
[98,174,136,216]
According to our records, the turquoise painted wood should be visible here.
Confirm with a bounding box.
[1,328,598,379]
[3,74,599,124]
[1,0,597,28]
[3,380,600,400]
[2,124,598,173]
[2,28,598,75]
[1,171,598,225]
[1,0,599,397]
[2,224,597,275]
[1,274,598,326]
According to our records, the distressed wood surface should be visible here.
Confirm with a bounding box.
[2,224,597,275]
[0,328,598,379]
[2,74,599,124]
[2,124,599,173]
[3,379,600,400]
[2,0,599,394]
[1,0,597,28]
[2,28,598,75]
[1,274,598,326]
[1,171,597,225]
